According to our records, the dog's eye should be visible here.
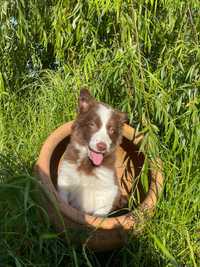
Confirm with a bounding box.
[109,127,115,135]
[88,121,96,128]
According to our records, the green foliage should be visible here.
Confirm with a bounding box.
[0,0,200,266]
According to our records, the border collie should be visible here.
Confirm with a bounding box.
[57,88,127,216]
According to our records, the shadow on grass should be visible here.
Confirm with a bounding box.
[56,238,166,267]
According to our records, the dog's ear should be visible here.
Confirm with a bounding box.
[78,87,94,113]
[118,111,128,124]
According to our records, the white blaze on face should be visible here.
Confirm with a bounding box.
[89,104,112,153]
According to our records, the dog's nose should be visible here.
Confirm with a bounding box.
[96,142,107,152]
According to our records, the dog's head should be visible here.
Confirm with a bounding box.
[72,88,127,166]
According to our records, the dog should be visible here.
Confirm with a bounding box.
[57,88,127,216]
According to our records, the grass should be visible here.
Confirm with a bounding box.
[0,0,200,266]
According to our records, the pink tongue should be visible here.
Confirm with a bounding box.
[89,151,104,166]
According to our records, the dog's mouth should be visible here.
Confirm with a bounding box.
[88,148,104,166]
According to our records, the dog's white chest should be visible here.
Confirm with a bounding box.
[57,160,118,216]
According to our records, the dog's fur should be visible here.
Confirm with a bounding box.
[57,88,126,216]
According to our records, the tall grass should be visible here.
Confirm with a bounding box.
[0,0,200,266]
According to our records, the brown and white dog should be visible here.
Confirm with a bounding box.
[57,88,127,216]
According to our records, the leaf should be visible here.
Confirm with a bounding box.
[150,233,178,265]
